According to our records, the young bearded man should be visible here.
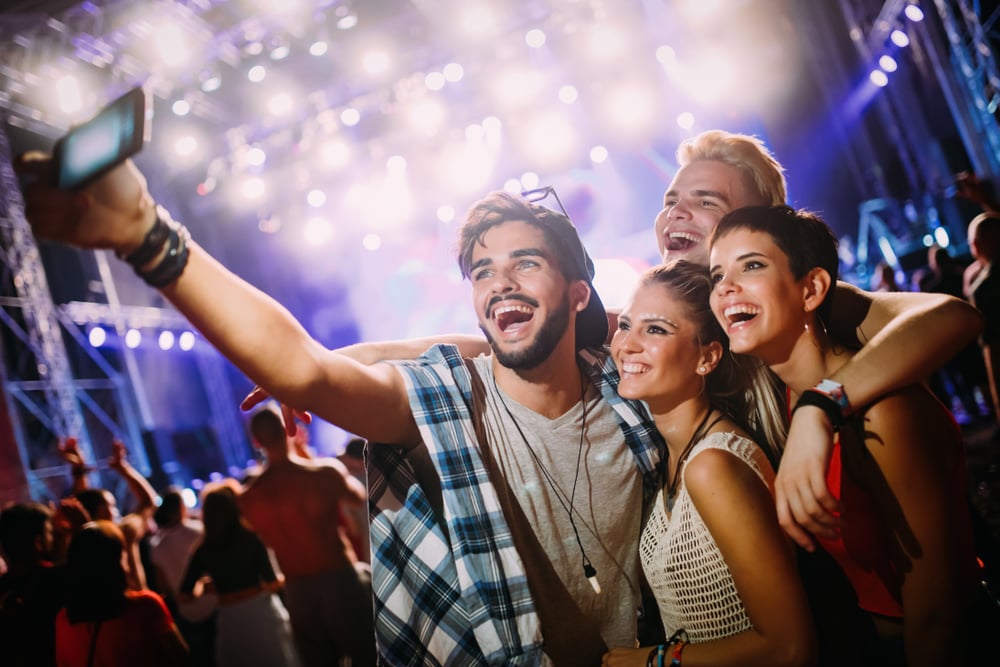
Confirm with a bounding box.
[17,157,664,664]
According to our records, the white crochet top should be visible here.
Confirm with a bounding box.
[639,431,775,642]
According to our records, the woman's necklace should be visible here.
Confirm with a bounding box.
[492,371,602,593]
[665,408,721,512]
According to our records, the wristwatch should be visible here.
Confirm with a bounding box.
[793,379,851,430]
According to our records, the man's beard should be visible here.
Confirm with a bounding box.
[482,298,571,370]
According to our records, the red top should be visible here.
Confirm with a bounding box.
[816,440,904,617]
[55,590,175,667]
[790,388,981,623]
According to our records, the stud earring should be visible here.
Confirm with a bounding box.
[698,366,706,374]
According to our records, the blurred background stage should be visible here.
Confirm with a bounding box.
[0,0,997,527]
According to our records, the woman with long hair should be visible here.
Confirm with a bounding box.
[180,480,300,667]
[708,205,993,666]
[602,261,816,667]
[55,520,187,667]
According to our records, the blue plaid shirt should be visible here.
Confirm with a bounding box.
[368,344,663,665]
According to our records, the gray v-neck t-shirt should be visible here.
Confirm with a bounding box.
[472,355,644,650]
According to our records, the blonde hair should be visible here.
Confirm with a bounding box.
[677,130,787,207]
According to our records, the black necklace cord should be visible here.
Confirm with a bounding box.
[493,370,601,593]
[665,407,722,512]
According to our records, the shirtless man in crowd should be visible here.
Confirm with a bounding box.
[240,407,374,667]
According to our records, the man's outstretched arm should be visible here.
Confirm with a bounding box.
[241,335,491,431]
[776,282,983,550]
[18,155,420,447]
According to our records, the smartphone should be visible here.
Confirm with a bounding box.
[53,86,148,190]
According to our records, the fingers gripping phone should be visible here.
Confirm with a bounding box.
[53,86,148,191]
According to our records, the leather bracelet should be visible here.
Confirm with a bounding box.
[120,206,171,268]
[793,389,845,430]
[138,224,190,288]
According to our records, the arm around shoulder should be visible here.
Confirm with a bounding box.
[337,334,490,364]
[775,285,977,553]
[828,283,982,410]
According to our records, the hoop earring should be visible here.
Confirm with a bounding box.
[804,320,825,350]
[816,313,830,341]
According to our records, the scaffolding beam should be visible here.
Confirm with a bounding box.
[0,124,100,499]
[929,0,1000,178]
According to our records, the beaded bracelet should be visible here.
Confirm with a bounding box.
[646,628,689,667]
[665,628,688,646]
[668,639,686,666]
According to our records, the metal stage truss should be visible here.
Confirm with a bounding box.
[0,126,246,503]
[831,0,1000,275]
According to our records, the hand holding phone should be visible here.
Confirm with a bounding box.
[53,86,148,191]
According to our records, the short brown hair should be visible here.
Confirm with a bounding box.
[456,191,608,349]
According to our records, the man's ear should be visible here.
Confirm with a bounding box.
[801,267,832,314]
[570,280,592,312]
